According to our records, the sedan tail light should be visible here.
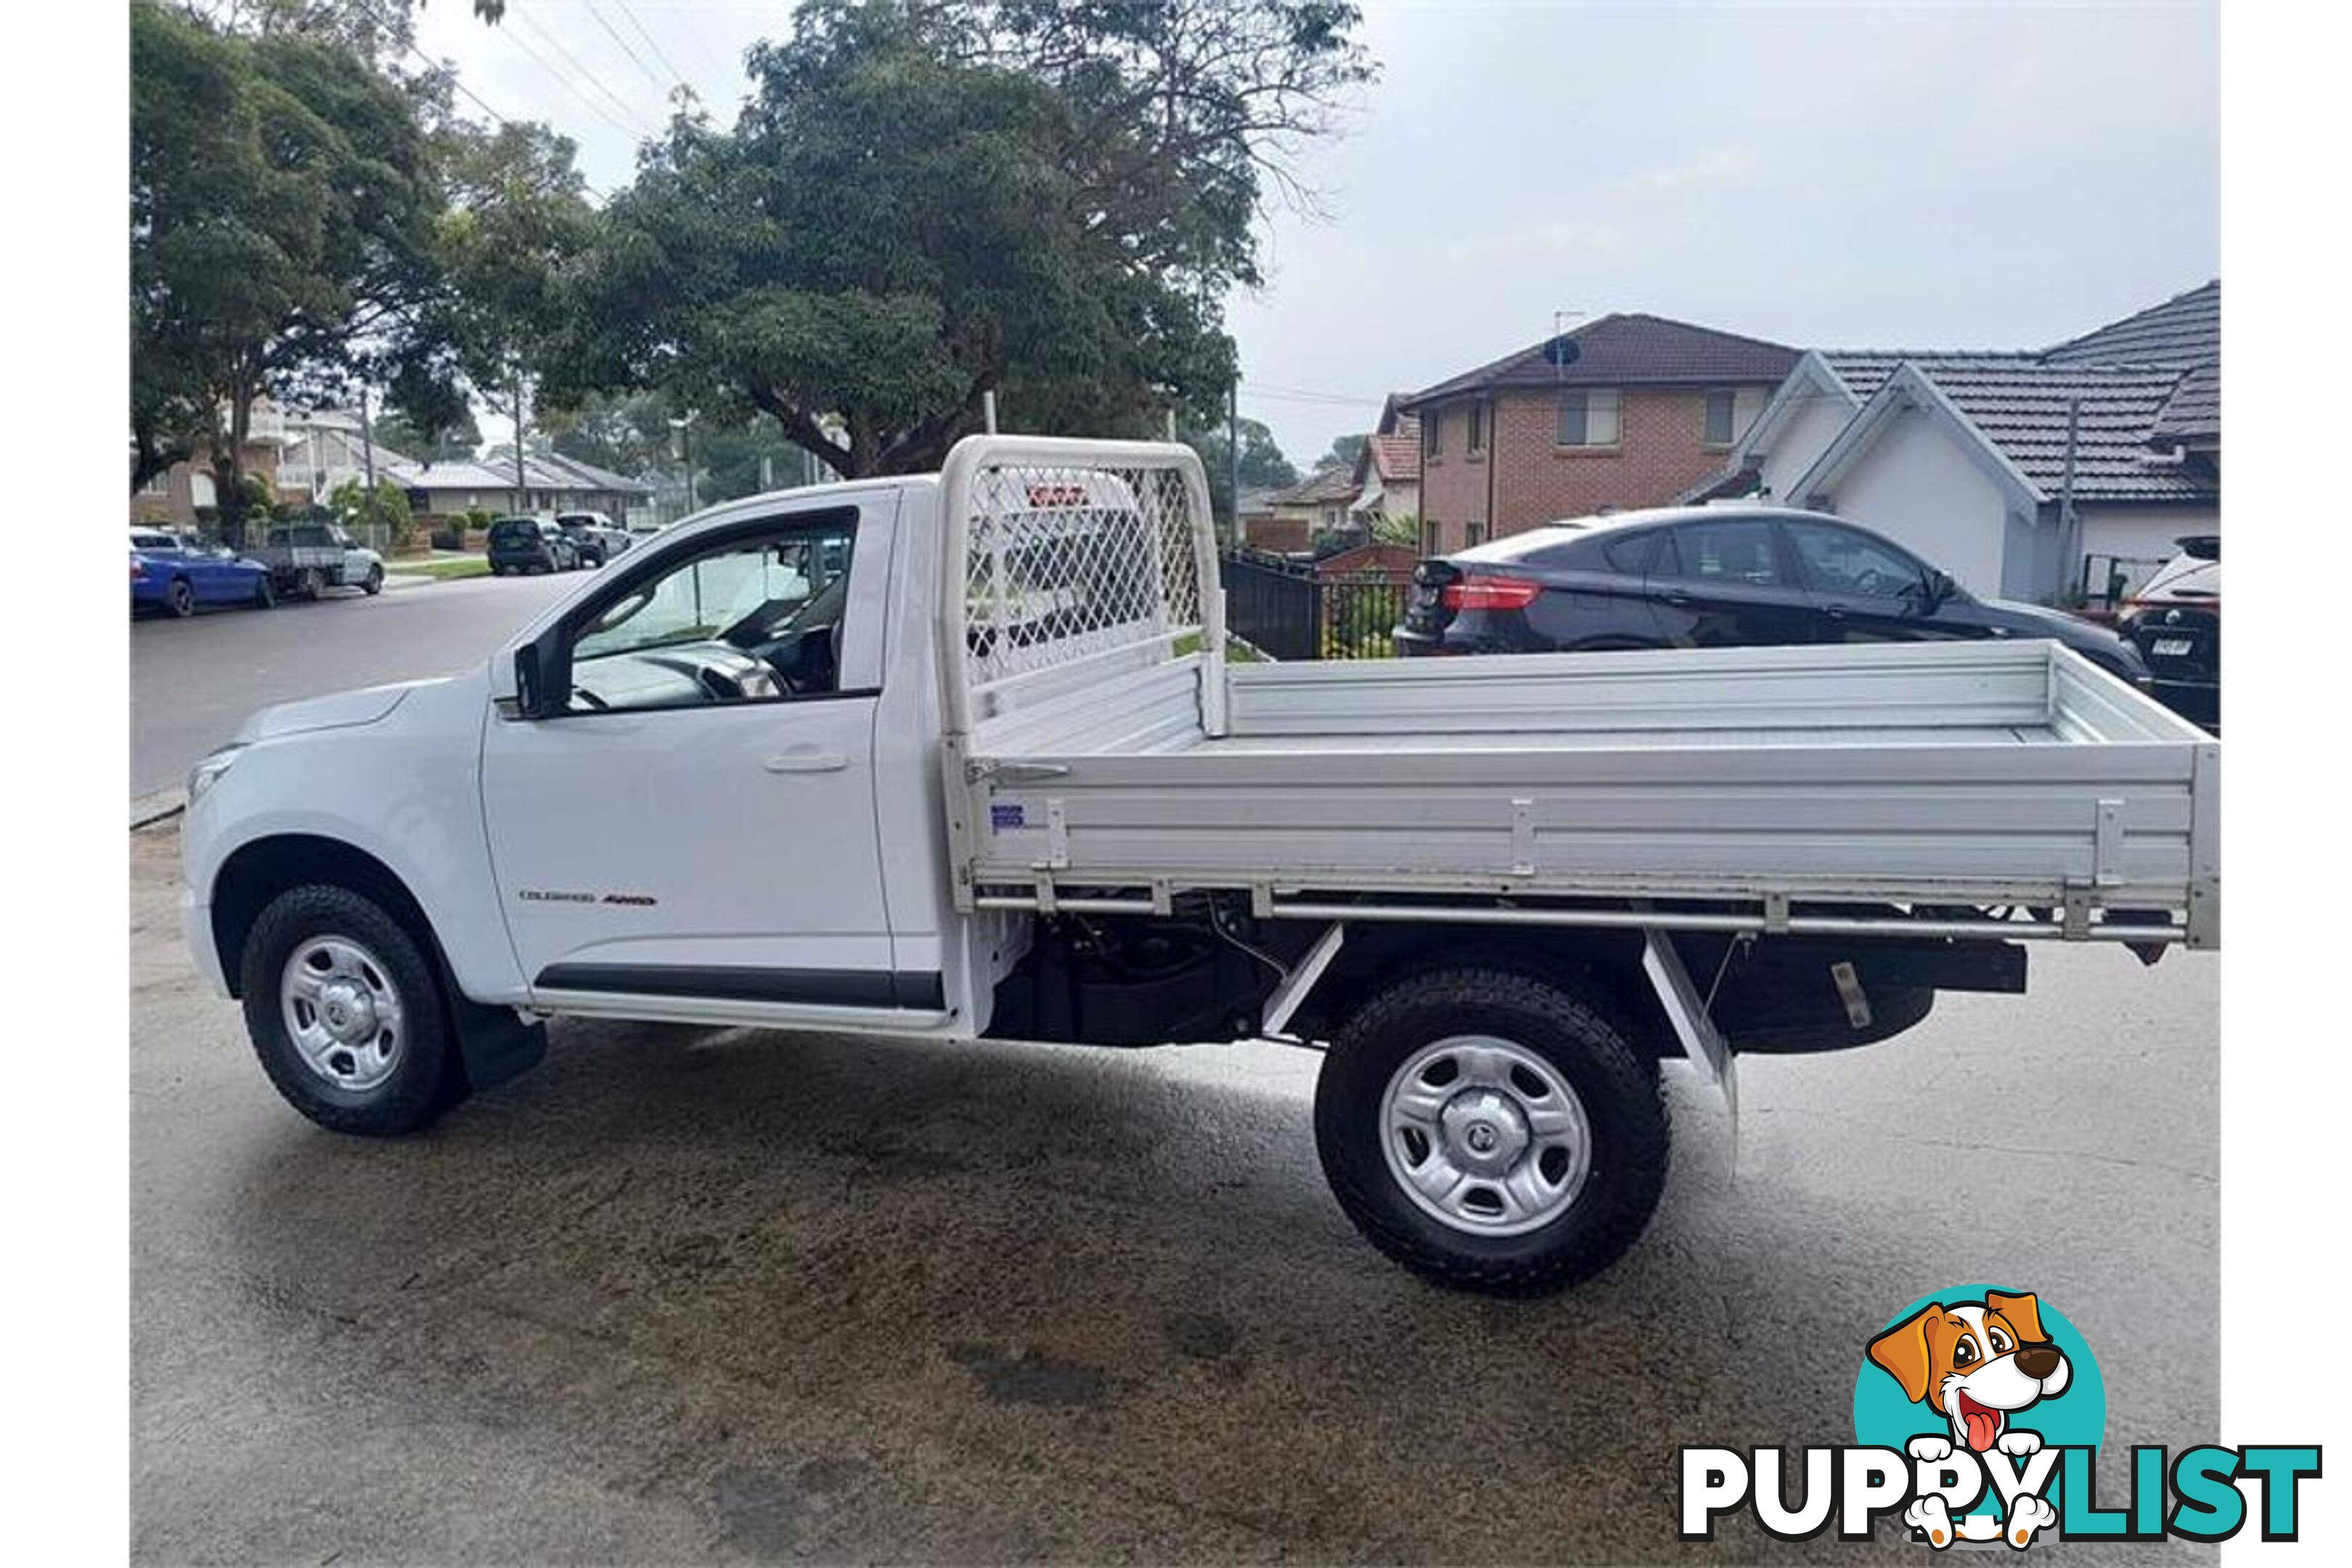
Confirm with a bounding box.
[1440,573,1542,612]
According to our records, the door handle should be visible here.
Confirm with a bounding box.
[763,752,848,774]
[1824,604,1847,620]
[1662,590,1691,607]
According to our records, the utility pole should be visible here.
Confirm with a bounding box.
[358,386,380,543]
[510,371,528,513]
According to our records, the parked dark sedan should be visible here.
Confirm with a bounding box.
[2115,536,2218,730]
[1395,506,2151,685]
[486,516,581,576]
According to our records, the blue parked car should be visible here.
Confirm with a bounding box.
[130,528,277,617]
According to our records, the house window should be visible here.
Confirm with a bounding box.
[1419,517,1440,555]
[1422,412,1442,460]
[138,471,171,497]
[1703,390,1738,447]
[1466,402,1485,456]
[1556,389,1621,448]
[1705,387,1769,448]
[1464,522,1487,547]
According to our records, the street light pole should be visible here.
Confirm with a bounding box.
[359,386,380,543]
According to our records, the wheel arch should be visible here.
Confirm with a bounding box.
[1290,923,1678,1061]
[210,832,545,1093]
[211,834,439,1004]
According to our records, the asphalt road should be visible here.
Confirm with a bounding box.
[129,570,578,797]
[130,818,2218,1564]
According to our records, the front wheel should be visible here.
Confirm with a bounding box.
[362,564,383,595]
[237,884,467,1136]
[252,575,276,610]
[1314,966,1668,1294]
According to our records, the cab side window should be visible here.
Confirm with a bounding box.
[562,513,859,714]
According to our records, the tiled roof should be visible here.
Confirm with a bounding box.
[2043,280,2219,369]
[1402,312,1800,405]
[1829,360,2217,504]
[1269,465,1360,507]
[2147,362,2219,446]
[1365,422,1421,483]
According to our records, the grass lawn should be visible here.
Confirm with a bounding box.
[388,555,491,581]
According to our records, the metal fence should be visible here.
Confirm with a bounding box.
[1220,548,1410,661]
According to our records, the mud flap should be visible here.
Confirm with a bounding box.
[1642,928,1737,1172]
[448,988,547,1093]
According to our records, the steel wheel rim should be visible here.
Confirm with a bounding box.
[279,936,407,1093]
[1379,1034,1593,1236]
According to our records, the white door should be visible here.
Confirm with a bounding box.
[481,494,926,1011]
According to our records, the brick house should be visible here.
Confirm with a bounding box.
[1398,314,1799,553]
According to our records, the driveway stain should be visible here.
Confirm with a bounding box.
[947,1342,1110,1407]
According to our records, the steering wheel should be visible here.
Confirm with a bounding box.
[695,665,745,703]
[1852,566,1894,597]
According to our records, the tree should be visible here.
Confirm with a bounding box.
[541,391,674,478]
[372,403,481,464]
[415,118,597,500]
[327,475,416,547]
[132,5,449,541]
[1320,433,1368,475]
[555,0,1371,478]
[1180,415,1297,524]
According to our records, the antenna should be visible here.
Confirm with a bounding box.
[1550,309,1588,380]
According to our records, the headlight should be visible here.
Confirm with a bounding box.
[187,744,245,805]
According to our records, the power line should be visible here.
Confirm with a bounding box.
[348,0,610,200]
[610,0,696,94]
[503,1,662,139]
[583,0,674,99]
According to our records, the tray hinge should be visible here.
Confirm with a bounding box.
[1509,796,1535,877]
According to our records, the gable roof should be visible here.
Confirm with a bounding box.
[2043,279,2219,369]
[1399,312,1800,407]
[1362,421,1421,484]
[1789,359,2218,508]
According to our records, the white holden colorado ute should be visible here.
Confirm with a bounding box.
[181,437,2218,1293]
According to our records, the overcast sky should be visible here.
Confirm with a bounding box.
[417,0,2218,467]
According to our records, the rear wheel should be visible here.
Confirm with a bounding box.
[167,578,195,617]
[237,884,467,1136]
[252,575,275,610]
[1314,966,1668,1294]
[299,567,325,601]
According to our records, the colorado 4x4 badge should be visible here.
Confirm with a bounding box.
[1678,1283,2320,1548]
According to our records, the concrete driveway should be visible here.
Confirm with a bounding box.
[131,820,2216,1563]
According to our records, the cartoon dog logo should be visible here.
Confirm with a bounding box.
[1869,1290,2072,1548]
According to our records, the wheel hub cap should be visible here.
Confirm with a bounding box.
[280,936,406,1093]
[1378,1034,1593,1237]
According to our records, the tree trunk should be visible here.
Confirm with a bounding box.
[218,368,256,549]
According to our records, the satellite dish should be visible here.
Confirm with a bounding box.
[1543,336,1582,367]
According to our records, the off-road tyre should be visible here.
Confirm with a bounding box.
[1314,965,1669,1296]
[238,883,467,1137]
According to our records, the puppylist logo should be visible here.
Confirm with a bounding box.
[1680,1285,2321,1548]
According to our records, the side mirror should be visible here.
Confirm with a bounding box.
[1923,568,1957,610]
[513,637,568,720]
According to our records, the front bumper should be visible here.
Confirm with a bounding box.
[179,884,230,997]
